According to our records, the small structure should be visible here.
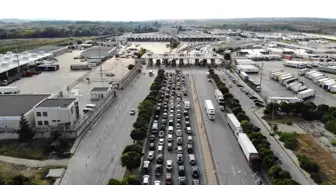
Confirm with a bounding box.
[34,98,79,128]
[90,87,113,100]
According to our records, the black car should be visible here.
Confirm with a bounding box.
[178,165,185,176]
[149,135,155,141]
[192,166,199,178]
[155,164,163,176]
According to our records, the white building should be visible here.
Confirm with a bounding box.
[90,87,113,100]
[34,98,79,128]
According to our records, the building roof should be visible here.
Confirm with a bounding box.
[0,94,51,116]
[91,87,110,92]
[36,98,77,108]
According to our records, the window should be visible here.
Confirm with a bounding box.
[70,107,74,114]
[44,121,49,126]
[57,120,60,122]
[36,112,41,117]
[37,121,43,125]
[43,112,48,117]
[52,120,56,122]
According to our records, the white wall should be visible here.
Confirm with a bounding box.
[34,102,77,127]
[90,89,111,100]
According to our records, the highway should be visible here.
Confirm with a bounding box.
[192,73,258,185]
[217,69,313,185]
[60,73,154,185]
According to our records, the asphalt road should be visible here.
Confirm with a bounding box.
[60,74,154,185]
[192,73,258,185]
[217,69,312,185]
[143,72,205,185]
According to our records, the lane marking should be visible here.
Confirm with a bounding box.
[241,164,247,175]
[242,178,246,185]
[232,165,236,175]
[96,176,100,183]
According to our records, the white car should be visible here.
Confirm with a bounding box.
[176,129,182,137]
[154,181,161,185]
[159,138,165,146]
[148,151,155,161]
[166,160,173,171]
[167,134,173,142]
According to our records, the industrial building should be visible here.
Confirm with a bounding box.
[90,87,114,100]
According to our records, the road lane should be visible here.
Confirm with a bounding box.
[193,73,257,185]
[61,74,154,185]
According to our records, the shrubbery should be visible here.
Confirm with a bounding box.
[279,132,298,150]
[209,69,300,185]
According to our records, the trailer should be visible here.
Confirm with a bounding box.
[290,83,303,91]
[282,77,297,86]
[286,81,301,89]
[272,72,288,80]
[279,75,293,84]
[214,89,224,104]
[309,73,324,80]
[316,78,331,85]
[304,70,318,78]
[239,71,249,81]
[268,97,303,103]
[323,81,336,90]
[297,89,316,100]
[237,133,260,170]
[70,64,92,70]
[225,114,244,137]
[205,100,215,120]
[283,61,306,69]
[298,68,310,76]
[330,85,336,93]
[269,71,284,79]
[293,85,308,93]
[313,76,327,83]
[37,64,60,71]
[321,79,335,87]
[246,80,261,92]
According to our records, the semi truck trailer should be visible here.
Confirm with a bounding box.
[237,133,260,170]
[297,89,316,100]
[214,89,225,104]
[70,64,92,70]
[225,113,244,137]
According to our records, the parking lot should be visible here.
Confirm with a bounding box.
[247,61,336,105]
[142,70,204,185]
[12,50,87,94]
[134,42,170,53]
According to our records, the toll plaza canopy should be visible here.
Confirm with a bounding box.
[141,52,223,60]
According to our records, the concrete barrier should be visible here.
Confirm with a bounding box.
[117,62,142,89]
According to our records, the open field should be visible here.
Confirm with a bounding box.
[296,134,336,185]
[0,36,97,53]
[0,161,64,185]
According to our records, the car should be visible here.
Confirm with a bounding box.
[130,109,135,115]
[189,154,196,165]
[167,134,173,142]
[177,146,183,153]
[176,129,182,137]
[166,160,173,171]
[176,118,181,124]
[158,138,164,146]
[154,180,161,185]
[149,135,155,141]
[220,106,225,111]
[167,142,173,151]
[178,165,185,176]
[187,144,193,153]
[185,121,191,127]
[179,177,186,185]
[177,137,183,145]
[165,173,173,185]
[148,151,155,161]
[149,142,155,150]
[186,127,192,134]
[159,131,165,138]
[155,164,163,176]
[157,154,163,164]
[183,110,188,116]
[176,123,181,129]
[163,112,168,118]
[168,119,174,126]
[143,175,150,185]
[192,166,199,178]
[192,179,200,185]
[142,161,150,174]
[185,116,190,121]
[177,154,183,164]
[169,114,174,119]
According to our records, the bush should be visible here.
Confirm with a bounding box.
[223,93,234,99]
[279,132,298,150]
[331,139,336,146]
[297,154,319,173]
[236,112,250,121]
[232,107,243,115]
[310,173,323,183]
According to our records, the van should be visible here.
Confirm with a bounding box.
[168,126,173,134]
[85,104,96,109]
[187,136,193,144]
[152,123,158,134]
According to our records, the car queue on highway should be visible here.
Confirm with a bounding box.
[141,69,202,185]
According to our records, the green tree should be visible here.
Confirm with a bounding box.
[130,129,147,142]
[122,144,143,155]
[297,154,319,173]
[317,104,329,113]
[17,114,35,142]
[279,132,298,150]
[120,152,141,172]
[262,155,278,168]
[274,179,300,185]
[108,178,122,185]
[127,64,135,70]
[121,175,141,185]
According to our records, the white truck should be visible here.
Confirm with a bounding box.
[0,86,20,94]
[297,89,316,100]
[298,68,310,76]
[292,85,308,93]
[279,75,293,84]
[225,113,244,137]
[290,83,303,91]
[312,76,327,83]
[205,100,215,120]
[330,85,336,93]
[316,78,330,85]
[269,70,284,79]
[214,89,224,104]
[237,133,260,170]
[286,81,301,89]
[309,73,324,80]
[323,81,336,91]
[321,79,335,87]
[272,72,288,81]
[304,71,318,78]
[282,77,297,86]
[239,71,249,81]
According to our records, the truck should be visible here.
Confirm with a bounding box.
[279,75,293,84]
[268,97,303,104]
[286,81,300,89]
[304,70,318,78]
[214,89,224,104]
[269,71,284,79]
[309,73,324,80]
[0,86,20,94]
[292,85,308,93]
[38,64,60,71]
[70,64,92,70]
[312,75,327,83]
[330,85,336,93]
[297,89,316,100]
[246,80,261,92]
[225,114,244,137]
[205,100,215,120]
[323,81,336,90]
[290,83,303,91]
[239,71,249,81]
[316,78,330,85]
[321,79,335,87]
[237,133,260,170]
[298,68,310,76]
[272,72,288,81]
[282,77,297,86]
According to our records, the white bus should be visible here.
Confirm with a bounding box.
[205,100,215,120]
[0,86,20,94]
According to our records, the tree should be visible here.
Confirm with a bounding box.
[120,152,141,172]
[297,154,319,173]
[108,178,122,185]
[121,175,141,185]
[279,132,298,150]
[123,144,143,155]
[127,64,135,70]
[274,179,300,185]
[262,155,278,168]
[17,114,35,142]
[130,129,147,142]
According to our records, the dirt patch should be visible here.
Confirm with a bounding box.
[296,134,336,184]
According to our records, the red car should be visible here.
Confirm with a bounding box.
[165,173,172,185]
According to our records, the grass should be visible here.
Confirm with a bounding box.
[0,36,97,54]
[0,138,73,160]
[262,114,298,125]
[0,161,65,185]
[295,134,336,185]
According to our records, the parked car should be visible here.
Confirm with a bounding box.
[130,109,135,115]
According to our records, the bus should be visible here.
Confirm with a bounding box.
[205,100,215,120]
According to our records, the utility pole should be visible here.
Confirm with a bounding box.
[98,44,103,85]
[259,62,264,91]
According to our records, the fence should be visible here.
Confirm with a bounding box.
[66,70,93,91]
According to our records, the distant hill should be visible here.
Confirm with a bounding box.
[0,19,30,23]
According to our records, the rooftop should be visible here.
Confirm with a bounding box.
[36,98,77,108]
[91,87,111,92]
[81,46,115,59]
[0,94,51,116]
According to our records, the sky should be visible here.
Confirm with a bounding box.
[1,0,335,21]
